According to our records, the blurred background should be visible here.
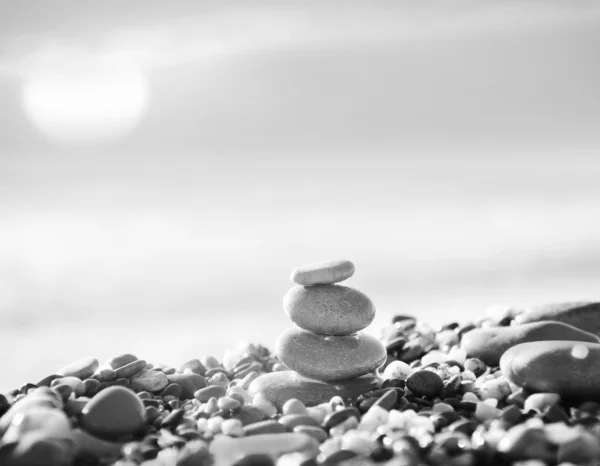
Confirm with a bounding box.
[1,1,600,391]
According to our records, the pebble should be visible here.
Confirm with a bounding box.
[253,393,278,418]
[282,399,308,416]
[114,359,147,379]
[405,370,443,397]
[179,359,207,376]
[57,356,99,380]
[80,386,146,438]
[166,373,207,400]
[461,321,600,365]
[500,341,600,400]
[523,393,561,413]
[1,432,75,466]
[218,396,242,411]
[51,376,85,397]
[209,433,319,465]
[283,285,375,336]
[289,259,355,286]
[279,414,320,430]
[293,425,328,443]
[514,302,600,334]
[275,328,385,381]
[194,385,226,402]
[243,420,287,436]
[130,371,170,393]
[107,353,138,370]
[0,388,63,435]
[323,407,360,430]
[248,371,381,409]
[381,360,413,380]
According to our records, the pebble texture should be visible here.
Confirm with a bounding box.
[461,321,600,365]
[500,340,600,400]
[290,259,355,286]
[275,328,386,381]
[515,302,600,335]
[247,371,382,408]
[283,285,376,336]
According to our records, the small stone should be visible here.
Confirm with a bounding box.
[461,321,600,366]
[248,372,381,409]
[381,360,413,380]
[323,407,360,430]
[283,284,374,336]
[209,433,319,465]
[282,399,308,416]
[179,359,207,376]
[83,378,102,397]
[406,370,443,397]
[92,368,117,382]
[194,385,226,402]
[114,359,147,379]
[131,371,169,393]
[341,431,377,456]
[523,393,561,413]
[107,354,138,370]
[160,383,183,398]
[500,341,600,400]
[80,386,145,438]
[51,376,85,397]
[218,396,242,411]
[253,393,277,418]
[478,378,511,402]
[221,418,244,437]
[243,420,287,436]
[57,357,99,380]
[293,425,328,443]
[278,414,320,430]
[236,406,263,426]
[167,373,206,400]
[275,328,385,381]
[515,302,600,334]
[463,358,487,376]
[290,259,355,286]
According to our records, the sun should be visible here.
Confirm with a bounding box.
[22,50,148,143]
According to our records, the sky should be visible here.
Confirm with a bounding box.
[1,0,600,327]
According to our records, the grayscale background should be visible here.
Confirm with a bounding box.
[1,0,600,390]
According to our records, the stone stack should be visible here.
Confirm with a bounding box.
[249,259,386,408]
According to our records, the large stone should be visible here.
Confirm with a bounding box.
[80,386,145,439]
[283,285,376,336]
[515,302,600,335]
[248,371,382,408]
[290,259,355,286]
[275,328,386,381]
[461,321,600,365]
[500,341,600,401]
[0,388,63,436]
[209,433,319,465]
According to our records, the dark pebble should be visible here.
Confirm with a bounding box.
[143,399,160,408]
[373,389,398,411]
[406,370,443,398]
[161,408,185,428]
[324,407,361,430]
[160,383,182,398]
[236,406,263,426]
[543,404,570,424]
[36,374,61,387]
[83,378,102,397]
[385,337,407,353]
[448,420,477,436]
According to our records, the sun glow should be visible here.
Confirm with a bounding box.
[22,50,148,142]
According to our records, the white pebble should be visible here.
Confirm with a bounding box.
[319,437,342,456]
[461,370,476,381]
[208,373,230,388]
[571,344,589,359]
[195,417,208,432]
[277,453,313,466]
[475,402,501,422]
[221,418,243,437]
[207,416,224,434]
[479,378,511,401]
[226,386,252,404]
[358,406,389,432]
[484,398,498,408]
[462,392,479,403]
[306,405,329,424]
[252,393,277,418]
[341,431,377,456]
[382,360,413,380]
[329,417,359,437]
[282,398,308,416]
[431,403,454,414]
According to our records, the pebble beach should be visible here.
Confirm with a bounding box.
[2,260,600,466]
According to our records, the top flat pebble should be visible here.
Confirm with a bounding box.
[290,259,355,286]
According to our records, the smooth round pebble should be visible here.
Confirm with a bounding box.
[523,393,561,413]
[282,398,308,416]
[515,302,600,335]
[290,259,355,286]
[406,370,443,397]
[283,284,375,336]
[500,341,600,400]
[381,360,413,380]
[166,373,206,400]
[80,386,145,438]
[130,370,169,393]
[106,353,138,370]
[275,328,385,381]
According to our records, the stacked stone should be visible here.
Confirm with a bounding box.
[249,260,386,407]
